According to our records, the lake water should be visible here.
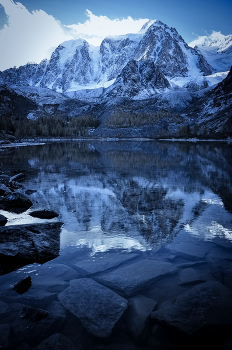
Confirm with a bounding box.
[1,141,232,349]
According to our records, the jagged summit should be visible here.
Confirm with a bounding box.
[0,19,213,95]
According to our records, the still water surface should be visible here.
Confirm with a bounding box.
[1,140,232,261]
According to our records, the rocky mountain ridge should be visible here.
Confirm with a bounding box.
[0,20,213,95]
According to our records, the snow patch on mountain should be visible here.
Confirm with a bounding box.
[189,31,232,72]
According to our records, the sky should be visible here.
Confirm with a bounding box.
[0,0,231,71]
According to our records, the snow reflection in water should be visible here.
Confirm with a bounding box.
[1,141,232,255]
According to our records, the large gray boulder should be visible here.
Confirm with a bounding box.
[0,222,62,274]
[58,278,128,337]
[96,259,177,296]
[151,281,232,334]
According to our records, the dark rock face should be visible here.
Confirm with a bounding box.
[0,192,33,213]
[0,84,38,120]
[13,276,32,294]
[29,210,59,219]
[103,59,171,99]
[0,222,62,274]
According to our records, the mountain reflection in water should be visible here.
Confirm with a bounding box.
[1,141,232,255]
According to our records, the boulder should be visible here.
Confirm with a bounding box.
[58,278,128,337]
[127,294,157,338]
[0,192,32,213]
[0,222,62,275]
[13,276,31,294]
[179,268,205,286]
[96,259,178,296]
[32,333,77,350]
[151,281,232,335]
[19,305,49,321]
[0,214,7,226]
[29,210,59,219]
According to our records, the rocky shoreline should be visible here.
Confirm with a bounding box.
[0,244,232,350]
[0,167,232,349]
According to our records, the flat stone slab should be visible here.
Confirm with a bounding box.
[151,281,232,334]
[127,294,157,338]
[34,263,79,281]
[96,259,178,296]
[75,252,138,275]
[169,242,208,260]
[179,268,205,286]
[58,278,128,337]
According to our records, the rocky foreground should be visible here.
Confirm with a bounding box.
[1,169,232,349]
[0,236,232,349]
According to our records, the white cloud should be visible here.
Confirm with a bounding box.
[0,1,148,71]
[68,9,148,45]
[0,0,74,70]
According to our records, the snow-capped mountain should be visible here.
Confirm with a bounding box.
[189,31,232,72]
[0,20,213,94]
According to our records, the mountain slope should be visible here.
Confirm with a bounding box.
[185,66,232,134]
[101,59,171,100]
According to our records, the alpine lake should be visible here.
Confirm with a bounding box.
[1,140,232,350]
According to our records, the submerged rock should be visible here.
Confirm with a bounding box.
[0,222,62,274]
[0,324,10,349]
[179,267,205,286]
[151,281,232,334]
[19,305,49,321]
[0,192,33,213]
[29,210,59,219]
[127,294,157,338]
[96,259,178,296]
[75,252,138,275]
[58,278,128,337]
[13,276,31,294]
[32,333,77,350]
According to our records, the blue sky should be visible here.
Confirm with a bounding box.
[3,0,232,41]
[0,0,231,70]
